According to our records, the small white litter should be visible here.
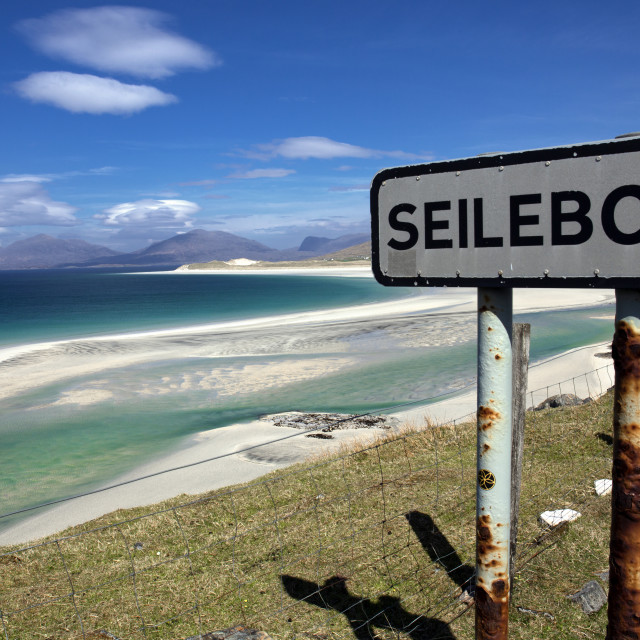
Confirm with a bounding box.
[539,509,581,528]
[595,479,612,496]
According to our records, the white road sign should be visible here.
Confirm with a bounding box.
[371,137,640,287]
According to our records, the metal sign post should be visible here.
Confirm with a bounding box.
[370,135,640,639]
[607,289,640,639]
[476,288,513,640]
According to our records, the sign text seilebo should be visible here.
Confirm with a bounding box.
[370,137,640,287]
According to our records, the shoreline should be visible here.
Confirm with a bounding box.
[0,286,616,547]
[168,264,374,277]
[0,340,613,548]
[0,287,614,403]
[0,286,615,362]
[0,289,464,401]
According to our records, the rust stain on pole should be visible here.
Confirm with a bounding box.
[476,514,509,640]
[607,311,640,640]
[478,405,501,432]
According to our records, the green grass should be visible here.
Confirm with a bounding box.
[0,392,614,639]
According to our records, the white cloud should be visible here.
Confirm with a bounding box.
[1,167,117,182]
[242,136,430,161]
[0,181,77,226]
[16,6,218,79]
[97,199,199,228]
[178,179,218,187]
[85,166,117,176]
[14,72,177,115]
[209,200,369,242]
[230,169,296,179]
[1,174,53,183]
[246,137,373,160]
[328,184,369,192]
[276,137,373,159]
[143,191,181,198]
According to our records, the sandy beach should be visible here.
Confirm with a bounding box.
[0,270,616,547]
[0,275,615,403]
[173,264,374,277]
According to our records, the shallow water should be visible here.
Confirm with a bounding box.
[0,269,615,531]
[0,269,413,346]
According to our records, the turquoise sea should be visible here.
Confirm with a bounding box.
[0,269,615,534]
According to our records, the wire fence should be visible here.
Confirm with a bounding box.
[0,358,615,640]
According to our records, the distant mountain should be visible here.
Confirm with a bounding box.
[320,241,371,260]
[297,234,369,254]
[298,236,332,252]
[0,234,119,270]
[135,229,280,262]
[66,229,282,268]
[75,230,372,267]
[0,229,373,270]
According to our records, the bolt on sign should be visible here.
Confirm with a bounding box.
[371,136,640,287]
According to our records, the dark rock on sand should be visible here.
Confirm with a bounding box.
[534,394,586,411]
[265,411,397,432]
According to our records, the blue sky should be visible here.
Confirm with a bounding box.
[2,0,640,252]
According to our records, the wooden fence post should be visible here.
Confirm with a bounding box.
[509,322,530,590]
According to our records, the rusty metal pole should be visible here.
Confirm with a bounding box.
[607,288,640,639]
[476,287,513,640]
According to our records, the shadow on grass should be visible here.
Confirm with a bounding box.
[405,511,475,597]
[281,574,455,639]
[281,510,473,639]
[596,432,613,446]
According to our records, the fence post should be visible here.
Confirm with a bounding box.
[476,287,513,640]
[607,289,640,639]
[509,323,530,591]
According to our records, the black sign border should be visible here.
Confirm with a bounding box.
[371,137,640,288]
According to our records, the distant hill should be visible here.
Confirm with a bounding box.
[131,229,281,263]
[0,229,373,270]
[73,229,282,267]
[298,234,369,254]
[320,241,371,260]
[298,236,331,252]
[181,239,373,271]
[0,234,119,270]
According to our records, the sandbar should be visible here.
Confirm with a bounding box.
[0,286,614,403]
[0,283,616,547]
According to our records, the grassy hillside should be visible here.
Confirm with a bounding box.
[320,241,371,260]
[0,393,614,639]
[180,241,372,270]
[181,258,371,270]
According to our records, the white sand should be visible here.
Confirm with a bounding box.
[0,281,616,547]
[170,265,374,277]
[393,341,613,427]
[0,286,614,402]
[0,288,473,401]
